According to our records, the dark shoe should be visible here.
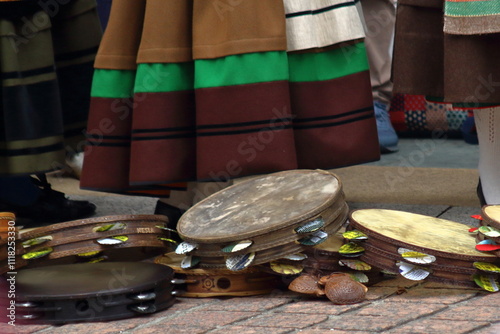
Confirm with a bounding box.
[0,174,96,227]
[154,200,185,242]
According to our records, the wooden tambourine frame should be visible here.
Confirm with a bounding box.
[347,209,499,288]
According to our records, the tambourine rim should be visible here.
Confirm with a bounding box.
[15,262,174,299]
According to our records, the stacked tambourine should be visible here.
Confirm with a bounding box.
[0,214,178,324]
[340,209,500,292]
[0,214,173,274]
[161,170,349,296]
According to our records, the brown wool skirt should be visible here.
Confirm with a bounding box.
[80,0,380,196]
[393,0,500,105]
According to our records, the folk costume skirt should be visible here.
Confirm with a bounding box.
[80,0,379,196]
[393,0,500,106]
[0,0,101,176]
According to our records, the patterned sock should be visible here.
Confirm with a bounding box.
[474,107,500,205]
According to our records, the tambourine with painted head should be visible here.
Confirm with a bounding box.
[175,170,348,271]
[344,209,500,292]
[0,262,175,324]
[0,215,173,274]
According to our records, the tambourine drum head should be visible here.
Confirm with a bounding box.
[178,170,341,242]
[17,262,172,298]
[350,209,493,258]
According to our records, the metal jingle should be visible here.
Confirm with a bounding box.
[295,217,325,234]
[22,236,53,248]
[171,278,198,285]
[22,247,53,260]
[298,230,328,246]
[15,301,41,308]
[18,313,42,320]
[226,252,256,271]
[129,292,156,301]
[129,303,157,314]
[96,235,129,245]
[221,240,253,253]
[176,241,198,255]
[92,222,126,233]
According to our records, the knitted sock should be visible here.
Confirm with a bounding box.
[474,107,500,205]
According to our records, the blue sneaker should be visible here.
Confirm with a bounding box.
[374,101,399,153]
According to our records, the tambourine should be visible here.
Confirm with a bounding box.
[176,170,348,271]
[0,262,175,324]
[0,215,173,274]
[345,209,500,291]
[155,253,284,297]
[0,212,16,241]
[300,229,384,285]
[476,205,500,256]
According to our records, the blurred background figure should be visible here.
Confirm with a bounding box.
[361,0,399,153]
[0,0,102,225]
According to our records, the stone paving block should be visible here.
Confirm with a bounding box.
[202,296,293,312]
[209,325,292,334]
[386,319,489,334]
[386,288,478,304]
[431,306,500,322]
[469,322,500,334]
[237,313,328,329]
[275,299,367,316]
[38,320,141,334]
[131,324,207,334]
[0,324,49,334]
[353,302,448,319]
[314,314,404,332]
[459,292,498,306]
[365,287,400,300]
[298,330,374,334]
[163,310,258,329]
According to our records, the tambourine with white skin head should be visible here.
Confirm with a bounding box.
[175,170,348,271]
[0,262,175,324]
[476,205,500,255]
[344,209,500,292]
[155,253,284,297]
[0,215,173,274]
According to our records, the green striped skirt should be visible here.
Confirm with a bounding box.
[0,0,102,176]
[81,0,379,196]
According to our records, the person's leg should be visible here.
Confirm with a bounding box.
[361,0,399,152]
[474,107,500,205]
